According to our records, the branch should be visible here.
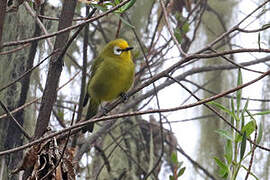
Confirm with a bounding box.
[34,0,77,138]
[2,66,270,156]
[1,0,132,48]
[0,100,31,140]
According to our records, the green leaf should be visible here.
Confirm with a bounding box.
[174,29,182,43]
[214,157,229,178]
[241,99,249,127]
[215,129,233,141]
[92,4,109,11]
[240,131,247,160]
[209,101,230,113]
[236,69,242,116]
[262,23,270,29]
[58,111,64,120]
[171,152,178,165]
[115,14,135,29]
[182,22,190,33]
[225,140,233,165]
[240,164,260,180]
[236,119,256,142]
[29,1,33,8]
[231,97,236,124]
[114,0,120,4]
[177,167,186,177]
[178,161,184,168]
[121,0,136,12]
[256,122,263,144]
[241,111,245,129]
[249,110,270,116]
[169,175,175,180]
[209,101,238,121]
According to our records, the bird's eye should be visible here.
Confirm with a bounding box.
[113,46,122,55]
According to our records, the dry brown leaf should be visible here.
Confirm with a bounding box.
[12,130,76,179]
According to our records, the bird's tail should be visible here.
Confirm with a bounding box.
[82,99,99,133]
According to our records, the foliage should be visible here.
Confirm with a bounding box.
[169,152,186,180]
[210,69,264,180]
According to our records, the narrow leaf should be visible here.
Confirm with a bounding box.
[236,120,256,142]
[262,23,270,29]
[114,0,120,4]
[225,140,233,165]
[231,97,236,124]
[92,4,108,11]
[215,129,233,141]
[121,0,136,12]
[249,110,270,116]
[116,14,135,29]
[214,157,229,178]
[209,101,238,121]
[174,29,182,43]
[241,99,249,127]
[177,167,186,177]
[182,22,190,33]
[171,152,178,165]
[256,122,263,144]
[236,69,242,116]
[240,131,247,160]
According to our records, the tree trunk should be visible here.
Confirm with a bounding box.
[198,0,237,178]
[34,0,77,138]
[0,5,36,179]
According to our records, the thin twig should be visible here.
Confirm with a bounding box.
[125,15,165,179]
[0,71,80,120]
[176,145,216,180]
[115,16,122,38]
[159,0,187,57]
[94,145,111,173]
[1,53,270,156]
[0,100,31,140]
[40,105,76,180]
[244,123,258,180]
[0,49,59,93]
[197,0,270,53]
[24,2,54,50]
[209,48,263,74]
[1,51,270,155]
[0,43,30,55]
[38,14,86,21]
[2,0,132,48]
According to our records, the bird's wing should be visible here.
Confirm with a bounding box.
[83,56,104,106]
[90,55,104,79]
[83,92,89,107]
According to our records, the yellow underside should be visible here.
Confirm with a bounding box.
[88,57,134,102]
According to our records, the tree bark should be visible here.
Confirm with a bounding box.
[0,0,7,45]
[34,0,77,138]
[0,4,36,179]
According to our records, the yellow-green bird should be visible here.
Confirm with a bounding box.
[82,39,135,132]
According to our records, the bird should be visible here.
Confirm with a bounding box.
[82,39,135,132]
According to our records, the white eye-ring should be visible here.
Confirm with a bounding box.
[113,46,122,55]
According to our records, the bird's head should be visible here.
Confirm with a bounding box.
[102,39,133,60]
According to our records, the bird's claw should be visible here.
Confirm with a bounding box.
[120,92,128,103]
[101,106,109,115]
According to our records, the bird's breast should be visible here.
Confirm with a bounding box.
[89,58,134,101]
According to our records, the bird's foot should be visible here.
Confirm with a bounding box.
[120,92,128,103]
[101,105,109,115]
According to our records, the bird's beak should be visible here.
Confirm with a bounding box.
[121,47,133,52]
